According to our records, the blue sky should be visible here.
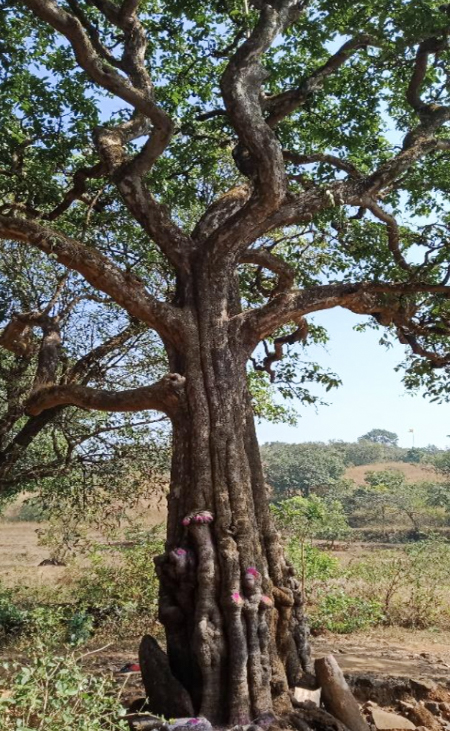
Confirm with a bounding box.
[256,307,450,449]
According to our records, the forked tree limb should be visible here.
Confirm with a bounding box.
[240,249,296,296]
[22,0,193,273]
[22,0,162,123]
[361,199,411,272]
[205,0,301,263]
[220,1,298,207]
[407,36,448,113]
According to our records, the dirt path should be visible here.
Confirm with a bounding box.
[312,628,450,685]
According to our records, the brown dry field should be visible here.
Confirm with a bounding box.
[344,461,443,485]
[0,493,167,588]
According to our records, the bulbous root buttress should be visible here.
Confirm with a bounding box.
[152,510,313,727]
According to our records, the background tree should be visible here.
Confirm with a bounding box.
[4,0,450,724]
[358,429,399,447]
[352,469,442,534]
[262,441,346,497]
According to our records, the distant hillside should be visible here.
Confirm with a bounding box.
[344,461,444,486]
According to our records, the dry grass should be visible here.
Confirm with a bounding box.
[345,461,443,485]
[0,492,167,589]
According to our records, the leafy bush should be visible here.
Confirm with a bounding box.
[72,528,164,636]
[0,584,95,648]
[310,590,384,634]
[66,611,95,647]
[0,648,127,730]
[348,538,450,628]
[0,528,165,649]
[287,543,339,602]
[13,498,49,523]
[0,587,27,639]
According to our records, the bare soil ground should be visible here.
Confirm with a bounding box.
[313,628,450,684]
[75,629,450,683]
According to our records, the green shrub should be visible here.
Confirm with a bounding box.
[72,528,164,635]
[0,587,27,639]
[66,610,95,647]
[0,587,96,649]
[347,538,450,629]
[310,590,384,634]
[287,543,339,601]
[14,498,49,523]
[0,648,127,730]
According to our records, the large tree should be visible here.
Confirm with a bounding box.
[3,0,450,724]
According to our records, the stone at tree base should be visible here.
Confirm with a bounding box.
[424,702,441,716]
[139,635,194,719]
[410,680,438,698]
[315,655,371,731]
[403,703,442,731]
[126,715,212,731]
[286,705,352,731]
[370,708,416,730]
[168,718,212,731]
[294,687,321,706]
[398,702,417,714]
[126,714,168,731]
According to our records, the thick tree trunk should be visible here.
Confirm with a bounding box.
[154,282,311,726]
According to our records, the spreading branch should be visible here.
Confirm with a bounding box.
[283,150,362,179]
[26,373,186,418]
[238,281,450,352]
[0,320,148,487]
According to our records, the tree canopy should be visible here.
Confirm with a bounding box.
[358,429,399,446]
[2,0,450,445]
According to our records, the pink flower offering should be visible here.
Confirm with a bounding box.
[175,548,187,556]
[246,567,259,577]
[261,595,273,607]
[231,591,243,605]
[182,517,190,526]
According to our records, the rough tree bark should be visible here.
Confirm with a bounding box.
[154,277,312,725]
